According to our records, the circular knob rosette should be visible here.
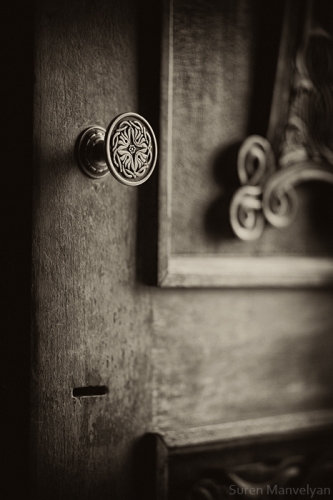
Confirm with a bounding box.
[76,112,158,186]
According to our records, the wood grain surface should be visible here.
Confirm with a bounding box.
[151,288,333,433]
[32,0,333,498]
[32,1,154,498]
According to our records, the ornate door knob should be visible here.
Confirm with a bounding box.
[76,112,158,186]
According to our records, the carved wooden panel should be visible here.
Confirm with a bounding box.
[158,0,333,287]
[143,429,333,499]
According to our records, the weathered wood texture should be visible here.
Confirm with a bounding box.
[152,289,333,434]
[32,0,333,498]
[32,1,154,498]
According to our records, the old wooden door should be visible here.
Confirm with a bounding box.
[29,0,333,499]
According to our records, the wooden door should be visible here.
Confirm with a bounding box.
[29,0,333,499]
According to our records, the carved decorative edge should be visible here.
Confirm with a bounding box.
[230,2,333,241]
[148,423,333,500]
[158,0,333,287]
[187,458,332,500]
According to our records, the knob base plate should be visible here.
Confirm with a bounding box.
[76,126,109,179]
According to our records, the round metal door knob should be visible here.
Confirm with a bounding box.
[76,112,158,186]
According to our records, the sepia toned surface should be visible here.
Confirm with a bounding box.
[30,0,333,499]
[152,289,333,433]
[32,1,154,498]
[166,0,333,256]
[151,430,333,499]
[158,0,333,286]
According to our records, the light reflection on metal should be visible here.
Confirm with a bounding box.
[76,113,158,186]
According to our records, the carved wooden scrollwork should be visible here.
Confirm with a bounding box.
[148,429,333,499]
[187,457,301,499]
[230,1,333,240]
[186,456,333,500]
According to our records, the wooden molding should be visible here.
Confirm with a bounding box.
[158,0,333,288]
[159,255,333,287]
[146,423,333,499]
[154,408,333,449]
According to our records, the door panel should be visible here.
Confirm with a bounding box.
[152,289,333,433]
[33,1,153,498]
[32,0,333,499]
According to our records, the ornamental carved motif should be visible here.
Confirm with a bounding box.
[230,1,333,240]
[186,456,332,500]
[111,119,154,180]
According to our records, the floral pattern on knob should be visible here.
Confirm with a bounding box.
[106,113,157,186]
